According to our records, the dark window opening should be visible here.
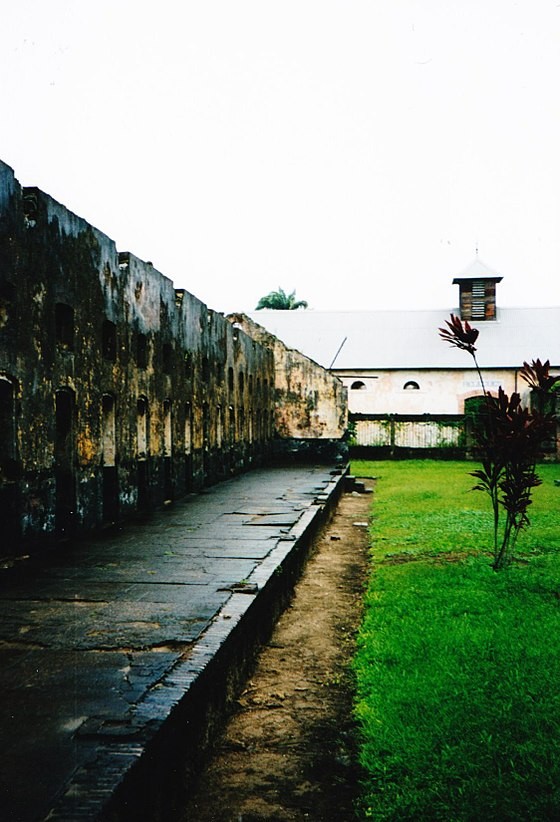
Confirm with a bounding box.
[0,378,18,481]
[136,333,148,368]
[0,376,19,545]
[403,381,420,390]
[55,303,74,350]
[102,320,117,362]
[0,281,15,326]
[228,367,234,391]
[184,351,193,378]
[137,460,149,511]
[350,380,366,390]
[163,343,173,374]
[202,357,210,382]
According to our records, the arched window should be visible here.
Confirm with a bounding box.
[403,381,420,390]
[350,380,366,390]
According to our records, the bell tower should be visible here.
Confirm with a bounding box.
[453,259,502,321]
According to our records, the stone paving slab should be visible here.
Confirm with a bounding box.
[0,463,345,822]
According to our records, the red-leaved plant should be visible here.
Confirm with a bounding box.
[439,315,558,569]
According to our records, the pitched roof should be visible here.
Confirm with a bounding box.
[453,257,503,282]
[247,307,560,370]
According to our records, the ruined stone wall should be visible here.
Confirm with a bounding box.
[227,314,348,460]
[0,160,275,550]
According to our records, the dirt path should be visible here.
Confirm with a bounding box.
[182,484,373,822]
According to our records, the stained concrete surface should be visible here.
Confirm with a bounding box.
[0,464,345,822]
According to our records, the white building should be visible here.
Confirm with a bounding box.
[250,261,560,454]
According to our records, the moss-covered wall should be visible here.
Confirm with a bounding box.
[0,160,276,551]
[227,314,348,460]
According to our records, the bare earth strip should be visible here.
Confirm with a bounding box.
[182,484,372,822]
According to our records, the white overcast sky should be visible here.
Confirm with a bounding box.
[2,0,560,313]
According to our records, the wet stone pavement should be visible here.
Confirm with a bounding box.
[0,463,345,822]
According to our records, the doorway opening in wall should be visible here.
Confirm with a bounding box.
[184,401,193,493]
[137,397,149,511]
[0,376,20,548]
[137,459,149,512]
[102,394,118,525]
[55,388,76,538]
[202,402,210,483]
[163,399,173,502]
[464,395,488,454]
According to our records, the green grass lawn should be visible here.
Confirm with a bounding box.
[351,460,560,821]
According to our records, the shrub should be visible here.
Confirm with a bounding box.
[439,316,558,569]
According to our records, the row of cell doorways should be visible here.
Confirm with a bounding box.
[0,383,179,549]
[54,390,177,538]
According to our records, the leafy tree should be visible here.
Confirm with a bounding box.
[440,314,558,569]
[255,287,308,310]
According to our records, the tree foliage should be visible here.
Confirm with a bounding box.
[255,287,308,310]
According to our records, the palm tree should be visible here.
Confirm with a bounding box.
[255,287,308,310]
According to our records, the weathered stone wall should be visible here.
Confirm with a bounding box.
[227,314,348,460]
[0,160,278,550]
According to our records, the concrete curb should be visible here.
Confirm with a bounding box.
[46,467,347,821]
